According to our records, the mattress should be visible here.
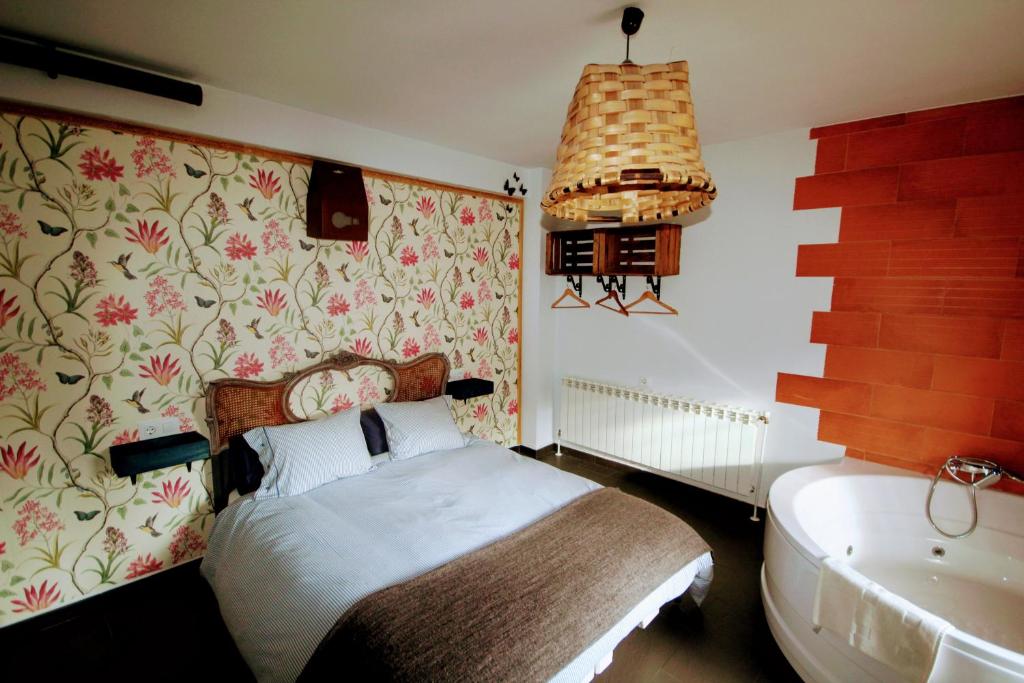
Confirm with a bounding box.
[201,439,712,682]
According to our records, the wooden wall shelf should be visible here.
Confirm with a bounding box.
[545,224,681,277]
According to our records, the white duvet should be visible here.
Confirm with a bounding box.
[201,439,711,682]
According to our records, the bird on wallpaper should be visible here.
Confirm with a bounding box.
[138,515,162,538]
[468,267,477,283]
[335,264,351,283]
[124,389,150,414]
[109,253,137,280]
[238,197,257,221]
[468,348,476,363]
[410,311,421,328]
[246,318,264,340]
[409,217,420,236]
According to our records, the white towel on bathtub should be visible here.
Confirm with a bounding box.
[812,557,951,683]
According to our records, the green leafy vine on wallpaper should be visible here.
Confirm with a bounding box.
[0,113,521,624]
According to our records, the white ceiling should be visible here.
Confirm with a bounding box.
[2,0,1023,168]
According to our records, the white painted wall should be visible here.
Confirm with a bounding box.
[551,128,844,500]
[0,65,554,446]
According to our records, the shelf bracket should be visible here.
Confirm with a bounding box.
[645,275,662,300]
[566,275,583,298]
[597,275,626,297]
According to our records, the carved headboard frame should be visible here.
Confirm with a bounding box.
[205,351,450,511]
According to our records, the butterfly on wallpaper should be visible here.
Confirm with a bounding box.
[238,197,257,220]
[381,294,394,303]
[305,349,319,359]
[335,264,350,282]
[495,292,503,300]
[56,371,84,385]
[299,240,315,251]
[138,515,162,538]
[195,296,216,308]
[444,335,454,343]
[124,389,149,414]
[246,318,263,339]
[184,163,207,179]
[504,204,514,214]
[74,510,101,521]
[109,253,137,280]
[444,249,454,258]
[39,220,68,236]
[379,194,392,206]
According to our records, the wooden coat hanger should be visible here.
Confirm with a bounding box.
[551,275,590,309]
[595,275,629,316]
[625,276,677,315]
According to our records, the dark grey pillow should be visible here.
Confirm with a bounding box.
[360,408,389,456]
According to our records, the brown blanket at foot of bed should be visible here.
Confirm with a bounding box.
[298,487,711,682]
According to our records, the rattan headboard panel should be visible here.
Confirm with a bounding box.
[205,351,450,455]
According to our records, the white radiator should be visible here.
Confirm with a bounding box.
[557,377,769,517]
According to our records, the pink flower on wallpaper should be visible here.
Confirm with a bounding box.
[0,288,20,327]
[354,279,376,308]
[330,394,354,414]
[402,337,421,358]
[257,288,288,317]
[508,253,520,270]
[0,204,27,238]
[477,198,493,222]
[421,234,440,261]
[399,245,419,267]
[473,404,488,421]
[508,399,519,416]
[416,288,436,309]
[225,233,257,260]
[94,294,138,327]
[423,324,441,350]
[78,146,124,182]
[234,352,264,379]
[0,442,40,480]
[459,292,475,310]
[111,429,140,446]
[138,354,181,386]
[125,553,163,580]
[416,195,436,220]
[472,246,489,266]
[357,375,381,405]
[0,541,5,556]
[269,335,297,369]
[459,205,476,226]
[345,240,369,262]
[13,500,63,547]
[11,580,61,613]
[472,327,489,345]
[152,477,191,508]
[476,359,493,379]
[350,337,373,356]
[0,353,46,400]
[261,219,291,255]
[131,137,175,178]
[161,404,194,432]
[327,293,351,317]
[125,219,170,254]
[477,280,493,303]
[507,328,519,344]
[144,276,186,317]
[249,168,281,200]
[169,524,206,564]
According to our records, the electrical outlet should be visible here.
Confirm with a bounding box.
[138,417,179,440]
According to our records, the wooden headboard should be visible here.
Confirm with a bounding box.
[205,351,449,510]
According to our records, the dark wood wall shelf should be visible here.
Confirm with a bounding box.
[546,224,680,277]
[110,431,210,484]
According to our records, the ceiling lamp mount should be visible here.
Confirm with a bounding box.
[541,7,716,225]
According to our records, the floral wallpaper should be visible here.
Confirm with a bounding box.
[0,110,522,625]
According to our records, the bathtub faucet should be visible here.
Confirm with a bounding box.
[926,456,1024,539]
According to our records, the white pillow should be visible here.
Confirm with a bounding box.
[243,407,372,499]
[373,396,465,460]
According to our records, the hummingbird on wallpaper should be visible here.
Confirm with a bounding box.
[109,253,137,280]
[246,318,264,340]
[238,197,257,221]
[138,515,162,538]
[468,348,476,363]
[335,263,351,283]
[124,389,149,414]
[468,267,477,283]
[409,217,420,236]
[410,311,421,328]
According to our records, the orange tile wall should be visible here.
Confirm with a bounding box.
[778,95,1024,493]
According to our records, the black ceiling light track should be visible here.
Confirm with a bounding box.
[0,32,202,106]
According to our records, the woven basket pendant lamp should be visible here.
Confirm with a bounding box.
[542,7,716,224]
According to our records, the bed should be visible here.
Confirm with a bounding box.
[201,351,714,682]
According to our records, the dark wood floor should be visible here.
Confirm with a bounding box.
[5,449,799,682]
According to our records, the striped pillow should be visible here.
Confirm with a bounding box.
[243,407,372,499]
[373,396,466,460]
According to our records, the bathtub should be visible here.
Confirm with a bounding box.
[761,458,1024,682]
